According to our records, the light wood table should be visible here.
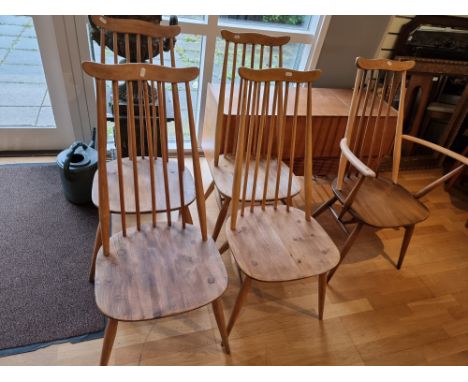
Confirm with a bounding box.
[202,83,397,175]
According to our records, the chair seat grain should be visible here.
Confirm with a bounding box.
[209,155,301,201]
[225,206,340,282]
[332,176,430,228]
[92,158,196,213]
[95,223,228,321]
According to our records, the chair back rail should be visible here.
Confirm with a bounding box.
[336,57,415,192]
[82,62,207,256]
[229,67,321,229]
[214,30,291,165]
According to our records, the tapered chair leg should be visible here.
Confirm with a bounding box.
[212,298,231,354]
[227,276,252,335]
[318,273,327,320]
[219,241,229,254]
[204,180,215,200]
[100,318,118,366]
[181,206,193,225]
[328,222,364,282]
[397,224,415,269]
[312,195,338,218]
[89,222,101,283]
[212,197,231,241]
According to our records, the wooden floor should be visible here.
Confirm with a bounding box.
[0,157,467,365]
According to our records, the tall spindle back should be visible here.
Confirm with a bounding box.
[229,67,321,230]
[336,57,415,190]
[91,16,182,160]
[214,30,290,165]
[82,62,207,256]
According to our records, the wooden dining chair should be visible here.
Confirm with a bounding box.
[313,57,468,281]
[82,61,230,365]
[88,16,196,283]
[202,30,297,242]
[224,67,340,335]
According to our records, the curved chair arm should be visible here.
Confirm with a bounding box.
[402,134,468,199]
[402,135,468,166]
[340,138,376,178]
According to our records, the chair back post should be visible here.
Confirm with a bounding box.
[392,69,408,184]
[336,68,364,191]
[214,30,290,166]
[229,67,321,230]
[96,78,111,256]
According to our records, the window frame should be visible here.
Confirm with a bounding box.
[168,15,331,143]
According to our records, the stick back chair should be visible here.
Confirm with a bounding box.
[313,57,468,281]
[82,61,230,365]
[88,16,196,282]
[202,30,300,242]
[224,67,340,335]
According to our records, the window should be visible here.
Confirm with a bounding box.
[87,15,329,145]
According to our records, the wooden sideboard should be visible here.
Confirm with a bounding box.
[202,83,397,175]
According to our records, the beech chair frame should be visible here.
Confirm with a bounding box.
[313,57,468,282]
[83,61,230,365]
[224,67,340,335]
[88,16,196,283]
[202,29,294,243]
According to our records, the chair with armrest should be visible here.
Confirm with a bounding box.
[313,57,468,282]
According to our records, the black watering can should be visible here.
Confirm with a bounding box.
[57,129,98,205]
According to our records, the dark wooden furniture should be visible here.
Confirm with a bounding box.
[224,67,340,335]
[203,84,398,177]
[398,56,468,157]
[82,62,230,365]
[313,57,468,282]
[392,16,468,158]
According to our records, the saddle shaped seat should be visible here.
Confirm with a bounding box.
[95,223,228,321]
[226,206,340,283]
[332,176,429,228]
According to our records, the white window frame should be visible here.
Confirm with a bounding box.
[163,15,331,141]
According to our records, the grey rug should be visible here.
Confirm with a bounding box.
[0,163,105,355]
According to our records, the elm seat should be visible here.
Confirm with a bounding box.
[95,223,228,322]
[209,155,301,201]
[92,158,196,213]
[332,176,430,228]
[226,206,340,283]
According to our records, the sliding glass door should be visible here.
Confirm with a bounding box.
[0,16,87,151]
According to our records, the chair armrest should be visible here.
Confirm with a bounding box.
[402,135,468,166]
[340,138,376,178]
[402,135,467,199]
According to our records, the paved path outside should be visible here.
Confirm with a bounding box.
[0,15,55,128]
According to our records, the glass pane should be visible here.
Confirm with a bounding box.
[212,37,311,83]
[177,15,206,23]
[0,15,55,128]
[219,15,312,31]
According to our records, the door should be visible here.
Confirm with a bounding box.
[0,16,87,151]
